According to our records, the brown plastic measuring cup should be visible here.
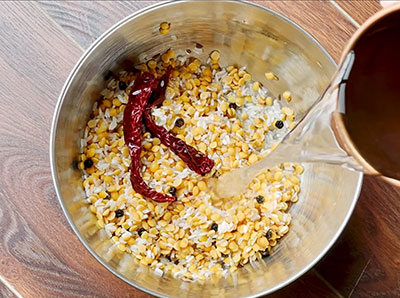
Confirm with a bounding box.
[332,3,400,183]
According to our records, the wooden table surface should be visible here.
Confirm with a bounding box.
[1,1,399,297]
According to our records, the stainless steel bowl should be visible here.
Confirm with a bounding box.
[50,1,363,297]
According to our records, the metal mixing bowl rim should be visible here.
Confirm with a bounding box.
[50,1,364,297]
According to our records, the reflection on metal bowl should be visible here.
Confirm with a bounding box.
[50,1,363,297]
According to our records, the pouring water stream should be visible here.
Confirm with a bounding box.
[212,5,400,198]
[211,52,362,198]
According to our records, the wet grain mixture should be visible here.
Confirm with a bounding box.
[79,48,303,281]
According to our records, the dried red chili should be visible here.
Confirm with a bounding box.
[123,70,214,202]
[144,72,214,175]
[123,73,176,202]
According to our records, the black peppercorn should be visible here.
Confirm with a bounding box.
[275,120,284,129]
[168,187,177,197]
[261,249,270,257]
[212,170,221,178]
[118,81,127,90]
[115,209,124,218]
[138,228,146,237]
[229,102,238,110]
[255,195,265,204]
[211,223,218,232]
[266,230,272,239]
[84,158,93,169]
[174,118,185,128]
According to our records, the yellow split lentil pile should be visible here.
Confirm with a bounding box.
[79,48,303,281]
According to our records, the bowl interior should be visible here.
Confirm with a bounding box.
[52,1,362,297]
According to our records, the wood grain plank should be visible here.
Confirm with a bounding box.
[315,176,400,298]
[269,270,339,298]
[255,0,357,62]
[335,0,381,24]
[0,281,18,298]
[0,2,150,297]
[38,1,157,49]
